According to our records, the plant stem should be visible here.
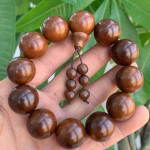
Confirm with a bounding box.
[118,138,131,150]
[128,133,137,150]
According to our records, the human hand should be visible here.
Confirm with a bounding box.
[0,36,149,150]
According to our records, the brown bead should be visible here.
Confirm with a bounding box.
[66,79,76,90]
[77,63,88,75]
[106,92,135,121]
[85,112,115,142]
[27,109,57,139]
[79,89,90,100]
[42,16,69,42]
[79,75,89,86]
[116,66,144,93]
[69,10,95,35]
[94,19,120,45]
[66,68,77,79]
[7,57,36,84]
[8,85,39,115]
[112,39,139,66]
[55,118,86,149]
[65,90,76,100]
[19,32,48,59]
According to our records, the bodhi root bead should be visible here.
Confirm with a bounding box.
[85,112,115,142]
[116,66,144,93]
[66,68,77,79]
[79,89,90,100]
[65,90,76,101]
[55,118,86,149]
[106,92,135,121]
[66,79,77,90]
[8,85,39,115]
[94,19,120,46]
[42,16,69,42]
[79,75,89,86]
[7,57,36,84]
[27,109,57,139]
[19,32,48,59]
[112,39,139,66]
[77,63,88,75]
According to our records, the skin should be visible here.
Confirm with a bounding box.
[0,35,149,150]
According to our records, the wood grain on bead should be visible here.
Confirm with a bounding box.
[94,19,120,45]
[69,10,95,35]
[86,112,115,142]
[66,68,77,79]
[7,57,36,84]
[66,79,77,90]
[8,85,39,115]
[79,89,90,100]
[19,32,48,59]
[106,92,135,121]
[77,63,88,75]
[112,39,139,66]
[27,109,57,139]
[42,16,69,42]
[65,90,76,100]
[79,75,89,86]
[116,66,144,93]
[55,118,86,149]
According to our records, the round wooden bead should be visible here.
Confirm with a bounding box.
[27,109,57,139]
[7,57,36,84]
[66,79,77,90]
[94,19,120,45]
[112,39,139,66]
[55,118,86,149]
[65,90,76,100]
[77,63,88,75]
[106,92,135,121]
[116,66,144,93]
[79,75,89,86]
[66,68,77,79]
[86,112,115,142]
[69,10,95,35]
[19,32,48,59]
[79,89,90,100]
[42,16,69,42]
[8,85,39,115]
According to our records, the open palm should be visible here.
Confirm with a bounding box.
[0,36,149,150]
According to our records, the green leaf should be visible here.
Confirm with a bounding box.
[16,0,95,32]
[120,0,150,30]
[30,0,43,5]
[62,0,77,4]
[0,0,16,80]
[37,80,48,90]
[110,0,141,48]
[132,43,150,105]
[106,145,115,150]
[139,32,150,46]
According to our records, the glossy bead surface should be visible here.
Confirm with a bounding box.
[116,66,144,93]
[19,32,48,59]
[55,118,86,149]
[66,68,77,79]
[94,19,120,45]
[69,10,95,35]
[86,112,115,142]
[8,85,39,115]
[106,92,135,121]
[27,109,57,139]
[65,90,76,100]
[112,39,139,66]
[79,89,90,100]
[66,79,76,90]
[7,57,36,84]
[42,16,69,42]
[79,75,89,86]
[77,63,88,75]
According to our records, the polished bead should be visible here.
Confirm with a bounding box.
[116,66,144,93]
[85,112,115,142]
[77,63,88,75]
[106,92,135,121]
[19,32,48,59]
[55,118,86,149]
[79,75,89,86]
[66,68,77,79]
[27,109,57,139]
[65,90,76,100]
[42,16,69,42]
[94,19,120,45]
[66,79,77,90]
[112,39,139,66]
[69,10,95,35]
[79,89,90,100]
[7,57,36,84]
[8,85,39,115]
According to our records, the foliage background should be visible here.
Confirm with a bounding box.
[0,0,150,149]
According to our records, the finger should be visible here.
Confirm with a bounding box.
[63,63,137,120]
[42,44,111,103]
